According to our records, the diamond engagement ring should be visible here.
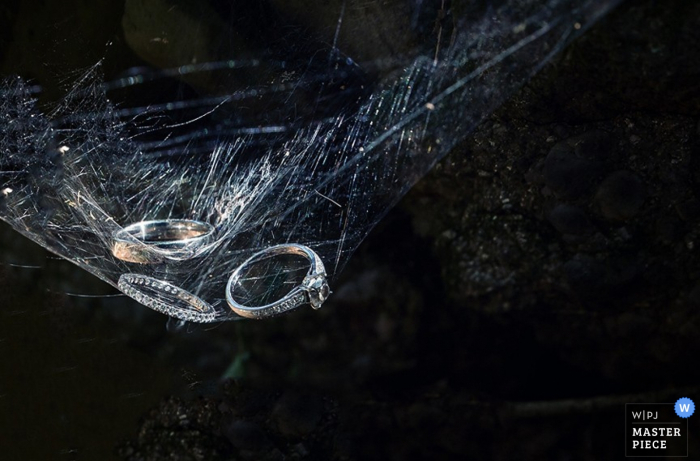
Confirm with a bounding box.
[112,219,215,264]
[226,243,331,319]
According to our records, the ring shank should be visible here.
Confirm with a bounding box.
[112,219,214,264]
[118,220,212,243]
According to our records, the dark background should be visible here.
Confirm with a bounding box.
[1,0,699,459]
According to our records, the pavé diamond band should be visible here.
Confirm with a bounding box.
[118,273,218,322]
[226,243,331,319]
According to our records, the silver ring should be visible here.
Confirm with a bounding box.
[226,243,331,319]
[112,219,215,264]
[119,274,218,322]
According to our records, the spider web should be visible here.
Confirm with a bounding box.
[0,0,621,321]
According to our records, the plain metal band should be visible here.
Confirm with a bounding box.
[112,219,215,264]
[226,243,328,319]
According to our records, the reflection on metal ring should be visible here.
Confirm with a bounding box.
[112,219,214,264]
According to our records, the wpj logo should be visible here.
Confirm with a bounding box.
[631,410,661,421]
[625,398,693,457]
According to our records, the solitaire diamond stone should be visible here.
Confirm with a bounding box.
[305,274,331,309]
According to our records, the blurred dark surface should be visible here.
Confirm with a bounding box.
[1,0,700,460]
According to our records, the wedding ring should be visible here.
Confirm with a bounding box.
[112,219,214,264]
[119,274,218,322]
[226,243,331,319]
